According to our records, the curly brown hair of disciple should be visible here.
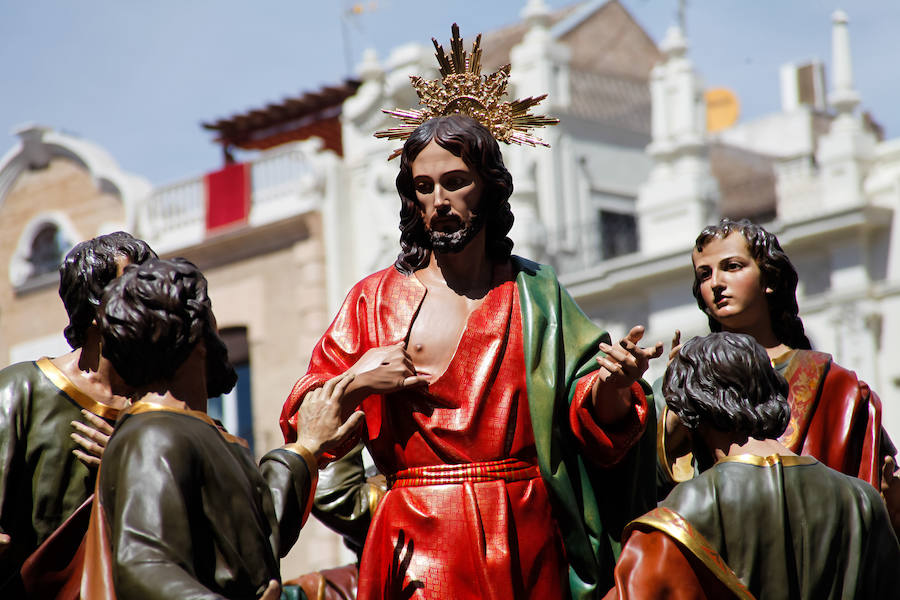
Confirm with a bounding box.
[98,257,236,397]
[663,332,791,439]
[692,218,812,350]
[58,231,157,350]
[394,115,514,275]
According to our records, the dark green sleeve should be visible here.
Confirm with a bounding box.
[0,364,29,579]
[858,484,900,597]
[259,448,315,558]
[0,365,28,540]
[311,442,372,556]
[101,416,227,600]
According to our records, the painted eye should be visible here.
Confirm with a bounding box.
[415,180,433,194]
[444,176,467,191]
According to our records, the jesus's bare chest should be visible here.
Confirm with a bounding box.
[406,286,485,381]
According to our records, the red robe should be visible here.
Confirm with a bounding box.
[659,349,890,490]
[774,349,887,488]
[281,266,647,600]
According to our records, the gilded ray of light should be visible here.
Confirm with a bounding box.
[375,23,559,159]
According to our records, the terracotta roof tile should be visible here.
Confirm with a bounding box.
[568,69,651,134]
[709,142,777,221]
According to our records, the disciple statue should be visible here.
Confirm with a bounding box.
[609,332,900,599]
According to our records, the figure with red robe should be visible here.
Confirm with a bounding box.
[281,111,663,600]
[609,332,900,599]
[657,219,898,533]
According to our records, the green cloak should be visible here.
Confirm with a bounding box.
[514,257,657,599]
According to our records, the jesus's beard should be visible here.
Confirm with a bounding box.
[427,212,485,254]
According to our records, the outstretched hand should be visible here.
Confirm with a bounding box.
[295,373,366,460]
[592,325,663,424]
[71,409,114,469]
[596,326,663,389]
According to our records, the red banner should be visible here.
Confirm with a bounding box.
[205,162,250,233]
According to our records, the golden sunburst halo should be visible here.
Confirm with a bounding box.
[374,23,559,160]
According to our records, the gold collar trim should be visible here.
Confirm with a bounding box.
[716,454,816,468]
[36,357,121,420]
[126,401,249,448]
[627,507,756,600]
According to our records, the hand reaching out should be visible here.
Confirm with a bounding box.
[592,325,663,424]
[71,409,114,469]
[295,373,366,460]
[596,326,664,389]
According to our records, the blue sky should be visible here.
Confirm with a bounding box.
[1,1,896,185]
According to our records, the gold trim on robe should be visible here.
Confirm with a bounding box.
[716,453,816,468]
[126,401,249,448]
[626,507,756,600]
[36,357,122,420]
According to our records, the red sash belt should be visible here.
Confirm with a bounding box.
[387,457,540,489]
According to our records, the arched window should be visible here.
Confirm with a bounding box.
[28,222,66,278]
[10,215,78,292]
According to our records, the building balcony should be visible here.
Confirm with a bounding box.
[137,139,334,255]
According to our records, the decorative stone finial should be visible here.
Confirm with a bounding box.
[521,0,551,28]
[660,25,687,58]
[357,48,382,82]
[829,9,860,114]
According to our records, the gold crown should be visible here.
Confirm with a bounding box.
[375,23,559,159]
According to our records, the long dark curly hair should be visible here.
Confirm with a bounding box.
[663,332,791,439]
[99,258,236,398]
[692,218,812,350]
[394,115,514,274]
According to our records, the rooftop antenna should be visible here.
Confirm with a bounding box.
[340,2,379,76]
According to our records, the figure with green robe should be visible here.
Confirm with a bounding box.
[607,332,900,599]
[0,232,156,593]
[89,258,364,599]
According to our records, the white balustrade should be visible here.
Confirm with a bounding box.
[141,176,206,253]
[139,141,326,253]
[249,142,323,226]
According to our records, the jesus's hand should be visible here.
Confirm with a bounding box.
[348,343,429,395]
[591,325,663,424]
